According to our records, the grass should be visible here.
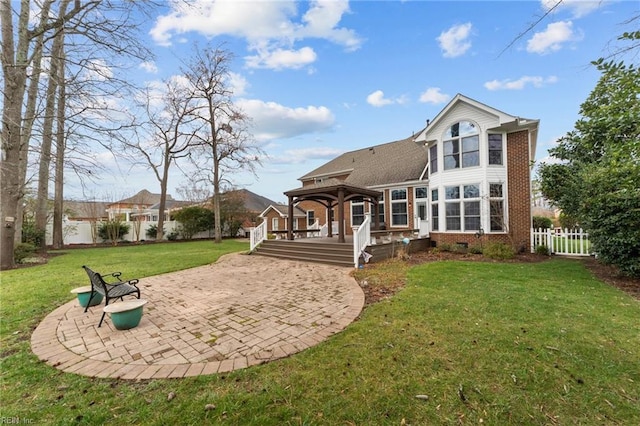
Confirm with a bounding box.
[1,243,639,424]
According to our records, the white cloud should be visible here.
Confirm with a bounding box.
[245,46,317,70]
[366,90,407,107]
[419,87,450,104]
[484,75,558,91]
[526,21,580,54]
[437,23,473,58]
[150,0,363,70]
[298,0,362,52]
[228,72,249,96]
[139,61,158,74]
[238,99,335,141]
[540,0,605,18]
[271,147,344,165]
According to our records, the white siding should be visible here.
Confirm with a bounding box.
[426,102,509,233]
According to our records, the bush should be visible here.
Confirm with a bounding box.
[438,243,453,252]
[14,243,36,263]
[533,216,553,229]
[483,242,515,260]
[98,220,130,243]
[452,243,468,254]
[167,230,180,241]
[535,245,550,256]
[468,245,483,254]
[21,220,46,247]
[172,206,214,240]
[145,224,164,239]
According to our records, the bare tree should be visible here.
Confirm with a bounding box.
[1,0,100,269]
[35,0,71,251]
[183,44,263,243]
[1,0,154,269]
[122,78,201,240]
[176,182,212,204]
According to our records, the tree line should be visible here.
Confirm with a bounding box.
[1,1,261,270]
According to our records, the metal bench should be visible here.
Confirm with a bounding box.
[82,265,141,327]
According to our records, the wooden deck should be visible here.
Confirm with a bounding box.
[253,234,430,267]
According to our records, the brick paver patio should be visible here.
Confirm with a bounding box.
[31,253,364,380]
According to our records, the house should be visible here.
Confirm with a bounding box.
[106,190,171,221]
[278,94,538,251]
[63,201,109,222]
[259,204,308,236]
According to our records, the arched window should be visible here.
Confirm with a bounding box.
[443,121,479,170]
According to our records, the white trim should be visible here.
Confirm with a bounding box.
[389,187,409,228]
[415,94,520,143]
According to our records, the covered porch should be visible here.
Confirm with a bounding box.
[283,181,383,244]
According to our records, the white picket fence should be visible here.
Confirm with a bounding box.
[531,228,592,256]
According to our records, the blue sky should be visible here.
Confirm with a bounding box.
[78,0,638,204]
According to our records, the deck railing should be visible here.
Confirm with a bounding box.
[353,214,371,267]
[250,221,267,252]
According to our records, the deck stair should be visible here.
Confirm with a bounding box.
[252,239,353,267]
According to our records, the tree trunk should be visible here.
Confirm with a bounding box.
[13,0,53,246]
[35,0,68,251]
[0,0,31,269]
[53,42,67,249]
[213,150,222,243]
[156,156,171,241]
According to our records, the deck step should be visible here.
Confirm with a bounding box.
[252,240,354,267]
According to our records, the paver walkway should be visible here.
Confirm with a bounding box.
[31,253,364,380]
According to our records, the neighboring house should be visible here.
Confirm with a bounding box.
[106,189,174,221]
[63,201,109,221]
[259,204,308,235]
[281,94,538,251]
[221,189,280,237]
[136,199,192,222]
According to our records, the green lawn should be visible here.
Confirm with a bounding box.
[1,243,639,425]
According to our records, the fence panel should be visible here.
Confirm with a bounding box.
[531,228,591,256]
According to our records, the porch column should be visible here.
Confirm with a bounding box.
[373,198,380,230]
[287,196,294,240]
[337,188,345,243]
[326,203,333,238]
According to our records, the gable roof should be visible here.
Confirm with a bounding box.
[111,189,172,206]
[259,204,306,218]
[228,189,278,213]
[415,93,539,159]
[64,201,110,219]
[298,133,428,188]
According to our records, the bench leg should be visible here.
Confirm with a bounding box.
[84,291,96,313]
[98,311,107,328]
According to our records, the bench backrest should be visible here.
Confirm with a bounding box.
[82,266,108,296]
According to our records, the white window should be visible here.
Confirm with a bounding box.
[391,189,408,226]
[415,186,428,200]
[443,121,479,170]
[307,210,315,227]
[431,188,439,231]
[429,145,438,174]
[272,217,279,231]
[488,134,503,165]
[445,184,481,231]
[351,197,365,226]
[490,183,505,231]
[377,192,385,225]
